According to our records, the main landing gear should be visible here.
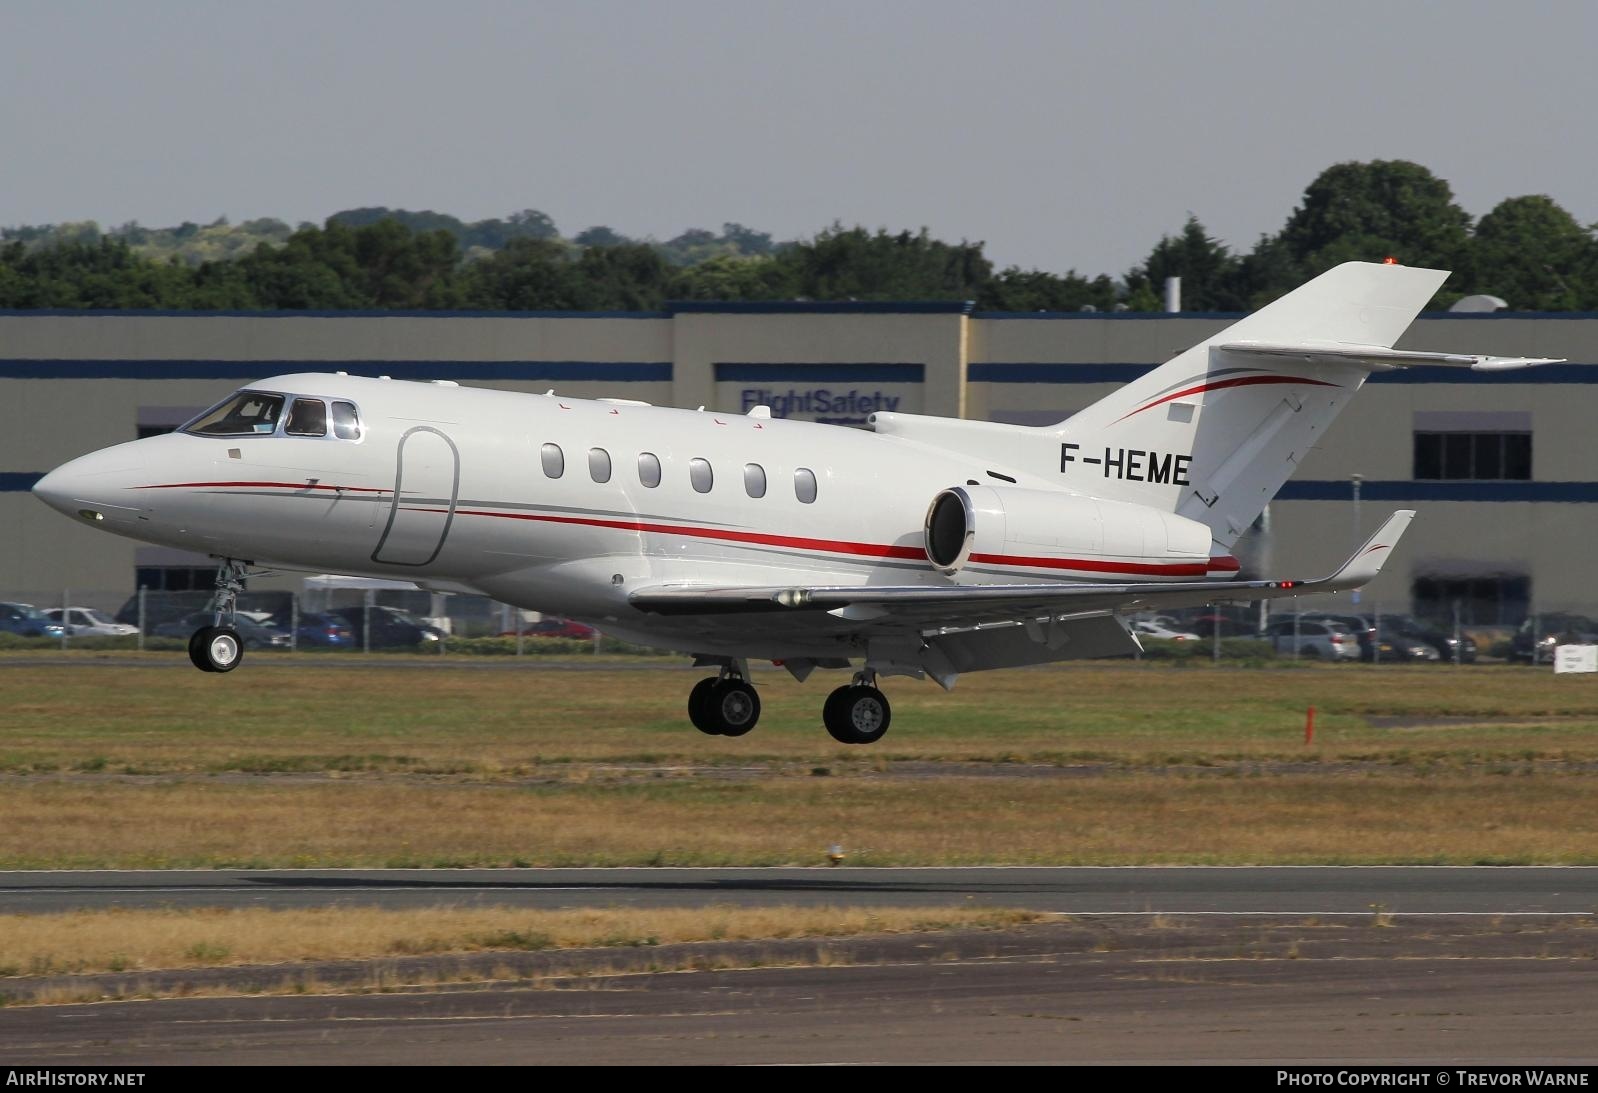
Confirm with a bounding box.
[688,663,762,737]
[684,662,892,745]
[188,559,249,674]
[822,672,891,745]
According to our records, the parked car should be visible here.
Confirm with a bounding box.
[1259,618,1361,660]
[1185,612,1256,638]
[1299,613,1440,663]
[1132,619,1200,642]
[1510,614,1598,664]
[1380,614,1477,664]
[283,611,355,648]
[153,611,292,650]
[0,602,66,638]
[329,606,444,648]
[44,606,140,637]
[509,617,597,641]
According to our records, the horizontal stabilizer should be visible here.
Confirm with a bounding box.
[1217,341,1563,372]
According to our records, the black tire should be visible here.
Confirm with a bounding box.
[687,677,722,735]
[822,684,891,745]
[708,680,760,737]
[187,628,217,673]
[193,626,244,673]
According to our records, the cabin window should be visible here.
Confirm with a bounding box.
[638,452,662,488]
[541,442,565,479]
[794,467,818,504]
[331,401,362,440]
[743,463,767,498]
[182,391,284,437]
[285,398,328,437]
[689,458,714,494]
[588,447,612,483]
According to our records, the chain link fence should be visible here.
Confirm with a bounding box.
[0,585,664,657]
[0,583,1585,664]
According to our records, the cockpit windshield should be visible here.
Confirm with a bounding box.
[183,392,285,437]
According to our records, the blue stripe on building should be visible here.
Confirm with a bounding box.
[2,473,43,492]
[0,360,673,381]
[970,363,1597,384]
[0,309,669,320]
[1277,481,1598,503]
[715,363,925,383]
[674,301,972,315]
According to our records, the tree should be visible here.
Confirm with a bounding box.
[977,267,1116,312]
[1273,160,1473,295]
[1470,195,1596,310]
[667,254,797,301]
[775,225,991,300]
[574,225,631,248]
[1123,216,1244,311]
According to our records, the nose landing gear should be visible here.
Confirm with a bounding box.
[188,558,251,674]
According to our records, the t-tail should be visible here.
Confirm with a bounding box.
[1057,261,1558,549]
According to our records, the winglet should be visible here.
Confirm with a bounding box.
[1317,510,1414,592]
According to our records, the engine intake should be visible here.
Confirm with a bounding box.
[922,484,1213,578]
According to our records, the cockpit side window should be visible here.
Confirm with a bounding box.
[285,398,328,437]
[331,401,362,441]
[182,392,285,436]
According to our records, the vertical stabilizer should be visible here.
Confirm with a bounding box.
[1058,262,1448,547]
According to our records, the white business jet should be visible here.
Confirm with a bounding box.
[32,262,1555,743]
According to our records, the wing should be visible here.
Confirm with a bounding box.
[629,511,1414,683]
[631,510,1413,626]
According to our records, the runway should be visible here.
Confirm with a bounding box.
[4,915,1596,1065]
[5,865,1598,914]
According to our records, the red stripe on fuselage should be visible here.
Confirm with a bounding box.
[425,506,1225,578]
[421,506,928,561]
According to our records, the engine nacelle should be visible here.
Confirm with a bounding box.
[923,484,1219,579]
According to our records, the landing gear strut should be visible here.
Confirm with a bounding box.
[188,558,249,674]
[687,661,761,737]
[823,671,891,745]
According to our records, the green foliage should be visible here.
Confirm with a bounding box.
[6,163,1598,312]
[977,267,1117,312]
[1469,195,1597,310]
[773,224,991,301]
[1124,216,1246,311]
[1270,160,1474,302]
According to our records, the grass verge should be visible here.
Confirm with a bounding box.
[0,904,1038,980]
[5,772,1598,867]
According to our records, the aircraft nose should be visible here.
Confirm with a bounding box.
[32,444,148,523]
[31,467,73,513]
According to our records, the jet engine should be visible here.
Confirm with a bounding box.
[922,484,1216,578]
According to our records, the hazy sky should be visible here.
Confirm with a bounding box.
[5,0,1595,276]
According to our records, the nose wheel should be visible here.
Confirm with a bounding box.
[823,677,892,744]
[188,626,244,673]
[187,557,253,674]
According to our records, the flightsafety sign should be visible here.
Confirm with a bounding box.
[714,364,926,427]
[722,385,922,426]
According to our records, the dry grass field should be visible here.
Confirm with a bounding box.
[3,654,1597,866]
[0,905,1037,979]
